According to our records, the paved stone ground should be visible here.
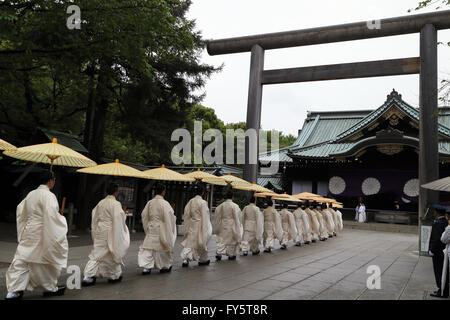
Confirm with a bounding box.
[0,228,447,300]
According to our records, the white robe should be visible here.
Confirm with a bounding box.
[6,185,68,293]
[329,208,342,234]
[440,225,450,296]
[84,195,130,280]
[335,209,344,231]
[305,208,320,241]
[240,203,263,252]
[215,199,243,256]
[324,209,336,236]
[279,209,298,246]
[138,195,177,270]
[357,205,366,223]
[181,195,212,262]
[262,206,283,249]
[313,209,328,239]
[293,208,311,243]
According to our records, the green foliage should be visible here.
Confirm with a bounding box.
[0,0,218,163]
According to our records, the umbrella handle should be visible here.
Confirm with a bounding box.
[61,197,66,216]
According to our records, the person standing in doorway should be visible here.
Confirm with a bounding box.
[356,200,366,223]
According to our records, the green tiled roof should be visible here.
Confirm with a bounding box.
[259,90,450,162]
[258,175,283,191]
[39,128,88,153]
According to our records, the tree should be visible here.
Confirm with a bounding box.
[0,0,218,163]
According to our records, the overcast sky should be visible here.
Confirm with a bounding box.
[187,0,450,136]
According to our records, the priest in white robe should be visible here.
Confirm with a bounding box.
[215,189,243,260]
[304,202,320,242]
[322,203,336,238]
[181,184,212,267]
[240,196,263,256]
[293,202,311,246]
[262,199,283,253]
[5,170,68,300]
[82,183,130,286]
[330,205,344,234]
[328,205,341,236]
[313,203,328,241]
[279,202,298,249]
[138,183,177,275]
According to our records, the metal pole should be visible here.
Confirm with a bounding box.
[419,24,439,246]
[244,44,264,183]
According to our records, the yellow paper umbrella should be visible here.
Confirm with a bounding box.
[0,138,16,151]
[292,191,319,200]
[77,159,149,179]
[272,192,302,202]
[254,191,280,198]
[3,138,96,170]
[143,164,195,182]
[203,173,248,186]
[184,168,219,181]
[233,181,274,193]
[201,177,229,186]
[311,196,335,203]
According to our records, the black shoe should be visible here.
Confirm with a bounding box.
[295,242,302,247]
[228,256,237,260]
[243,251,248,256]
[5,291,24,300]
[252,250,260,255]
[280,245,287,250]
[430,290,448,298]
[160,266,172,273]
[305,241,311,245]
[182,261,189,267]
[215,254,222,261]
[312,240,316,243]
[81,276,97,287]
[329,235,333,238]
[198,260,210,266]
[107,276,122,284]
[142,269,151,275]
[264,248,271,253]
[43,286,66,297]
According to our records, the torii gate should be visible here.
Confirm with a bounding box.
[207,9,450,227]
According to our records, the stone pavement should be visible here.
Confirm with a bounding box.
[0,228,447,300]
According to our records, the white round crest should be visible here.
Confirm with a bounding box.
[403,178,419,197]
[329,176,346,195]
[362,177,381,195]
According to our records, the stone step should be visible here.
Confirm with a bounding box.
[344,220,418,234]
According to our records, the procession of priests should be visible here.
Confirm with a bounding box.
[4,172,344,299]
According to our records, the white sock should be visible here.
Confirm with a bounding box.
[143,268,150,272]
[83,276,93,283]
[6,292,19,299]
[183,259,188,264]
